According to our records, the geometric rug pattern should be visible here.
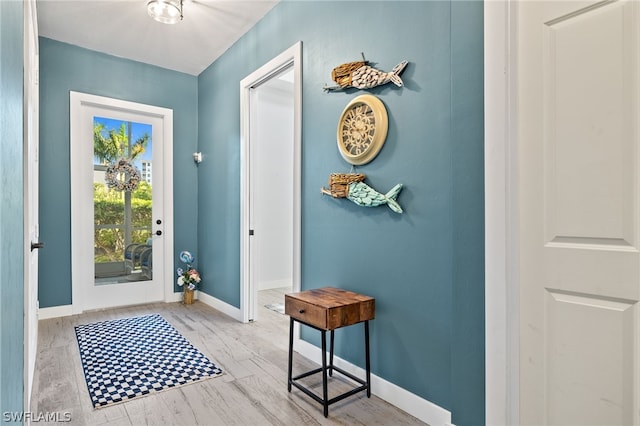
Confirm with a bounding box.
[74,314,223,409]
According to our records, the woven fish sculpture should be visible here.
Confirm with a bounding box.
[324,59,408,92]
[346,182,404,213]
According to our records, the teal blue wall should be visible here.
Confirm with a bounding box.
[38,38,199,307]
[196,1,484,424]
[36,1,484,422]
[450,3,485,421]
[0,0,25,417]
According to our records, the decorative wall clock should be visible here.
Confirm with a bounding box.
[336,94,388,165]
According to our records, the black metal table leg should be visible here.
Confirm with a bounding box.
[321,329,328,417]
[329,330,335,377]
[288,316,294,392]
[365,320,371,397]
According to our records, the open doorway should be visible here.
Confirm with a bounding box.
[252,69,294,320]
[240,42,302,323]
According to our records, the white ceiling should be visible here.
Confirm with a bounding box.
[36,0,279,76]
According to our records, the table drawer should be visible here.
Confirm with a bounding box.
[285,296,327,328]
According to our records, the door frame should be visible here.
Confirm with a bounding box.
[69,91,174,314]
[23,0,39,412]
[484,1,519,424]
[239,42,302,323]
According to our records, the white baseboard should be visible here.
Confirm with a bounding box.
[41,295,181,318]
[196,290,243,322]
[258,279,292,291]
[294,338,453,426]
[38,304,73,320]
[37,292,239,320]
[167,291,183,303]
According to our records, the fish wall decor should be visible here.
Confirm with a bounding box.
[321,173,403,213]
[323,54,409,92]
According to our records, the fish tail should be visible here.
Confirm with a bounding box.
[385,183,403,200]
[384,184,404,213]
[390,61,408,87]
[386,199,403,214]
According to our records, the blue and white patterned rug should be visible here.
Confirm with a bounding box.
[74,313,223,409]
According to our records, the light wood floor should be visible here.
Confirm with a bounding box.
[32,288,425,425]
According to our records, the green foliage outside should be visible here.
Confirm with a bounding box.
[94,181,153,262]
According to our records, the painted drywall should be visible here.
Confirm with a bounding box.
[254,81,294,290]
[196,1,484,424]
[38,38,198,307]
[450,3,485,422]
[0,0,25,417]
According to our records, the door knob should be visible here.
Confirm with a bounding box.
[30,241,44,251]
[155,230,162,236]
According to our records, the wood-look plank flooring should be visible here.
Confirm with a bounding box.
[31,288,425,425]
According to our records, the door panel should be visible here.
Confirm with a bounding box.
[519,0,640,424]
[70,93,172,313]
[83,109,164,309]
[545,290,635,425]
[543,0,635,245]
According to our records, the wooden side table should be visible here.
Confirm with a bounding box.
[285,287,375,417]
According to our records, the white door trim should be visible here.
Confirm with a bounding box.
[23,0,39,412]
[484,1,519,424]
[239,41,302,323]
[69,91,174,314]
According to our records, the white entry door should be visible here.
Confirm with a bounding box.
[519,0,640,424]
[70,92,174,313]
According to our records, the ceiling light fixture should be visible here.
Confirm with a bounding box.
[147,0,183,24]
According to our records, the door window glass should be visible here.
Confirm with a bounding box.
[93,117,153,284]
